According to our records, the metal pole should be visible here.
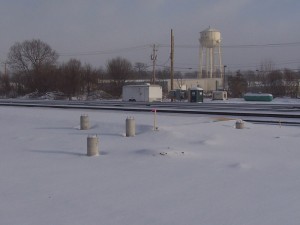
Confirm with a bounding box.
[223,65,227,90]
[170,29,174,92]
[151,44,157,84]
[170,29,174,102]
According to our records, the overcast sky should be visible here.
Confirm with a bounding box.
[1,0,300,72]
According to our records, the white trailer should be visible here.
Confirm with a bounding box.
[212,91,227,100]
[122,84,162,102]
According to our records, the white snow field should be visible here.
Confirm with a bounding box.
[0,106,300,225]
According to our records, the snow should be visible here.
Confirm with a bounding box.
[1,106,300,225]
[206,97,300,104]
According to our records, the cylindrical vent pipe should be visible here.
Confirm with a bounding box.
[235,120,245,129]
[87,135,99,156]
[80,114,90,130]
[126,117,135,137]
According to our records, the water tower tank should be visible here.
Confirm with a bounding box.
[200,27,221,48]
[199,27,223,80]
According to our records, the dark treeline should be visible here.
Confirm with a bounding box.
[0,39,183,98]
[1,39,299,99]
[226,68,300,98]
[0,39,173,98]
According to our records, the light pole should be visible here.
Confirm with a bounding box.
[223,65,227,90]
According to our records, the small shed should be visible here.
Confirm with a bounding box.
[188,87,204,103]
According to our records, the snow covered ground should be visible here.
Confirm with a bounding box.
[205,97,300,104]
[0,106,300,225]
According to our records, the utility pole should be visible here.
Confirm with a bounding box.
[170,29,174,92]
[151,44,158,84]
[170,29,175,102]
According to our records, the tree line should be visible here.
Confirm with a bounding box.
[1,39,299,99]
[0,39,160,98]
[227,68,300,98]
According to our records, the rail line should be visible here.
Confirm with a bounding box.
[1,100,300,126]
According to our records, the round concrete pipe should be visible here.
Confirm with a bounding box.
[126,117,135,137]
[87,135,99,156]
[236,120,245,129]
[80,114,90,130]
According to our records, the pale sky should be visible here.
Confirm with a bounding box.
[1,0,300,72]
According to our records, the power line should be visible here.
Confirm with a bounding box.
[223,42,300,48]
[58,41,300,57]
[159,41,300,49]
[58,45,150,56]
[157,58,170,67]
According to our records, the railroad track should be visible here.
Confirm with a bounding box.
[1,99,300,126]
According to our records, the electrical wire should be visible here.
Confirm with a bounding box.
[57,41,300,58]
[58,44,150,56]
[159,41,300,49]
[4,40,298,72]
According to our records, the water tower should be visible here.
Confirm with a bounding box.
[199,27,223,79]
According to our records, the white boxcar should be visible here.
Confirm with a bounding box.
[122,84,162,102]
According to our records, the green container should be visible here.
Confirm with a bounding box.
[189,87,204,103]
[244,93,273,101]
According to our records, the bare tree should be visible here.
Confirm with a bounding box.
[258,60,277,93]
[283,69,298,98]
[7,39,58,92]
[10,72,26,96]
[259,60,276,74]
[243,70,256,92]
[227,71,248,97]
[58,59,82,99]
[265,70,285,97]
[134,62,149,79]
[82,63,99,95]
[156,68,170,79]
[0,73,11,97]
[106,57,132,96]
